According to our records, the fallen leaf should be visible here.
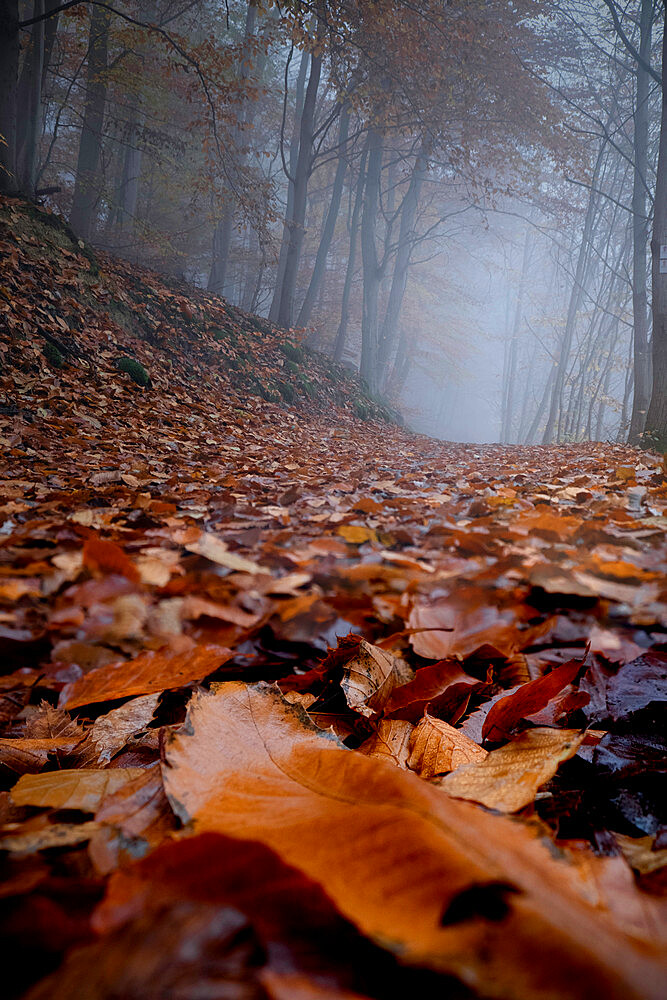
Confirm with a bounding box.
[60,644,232,708]
[340,639,412,717]
[88,693,160,763]
[336,525,377,545]
[482,658,584,742]
[407,713,487,779]
[11,768,146,811]
[0,821,101,855]
[440,728,585,812]
[358,720,413,767]
[178,529,264,574]
[162,682,664,999]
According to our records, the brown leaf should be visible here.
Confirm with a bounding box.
[11,768,147,812]
[162,682,664,1000]
[0,820,101,855]
[83,536,140,582]
[358,720,413,767]
[340,639,412,717]
[407,713,487,779]
[60,644,232,709]
[384,659,480,722]
[482,658,584,742]
[88,693,160,763]
[440,728,584,812]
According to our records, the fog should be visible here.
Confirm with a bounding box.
[2,0,664,446]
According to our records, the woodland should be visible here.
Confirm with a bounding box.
[1,1,667,999]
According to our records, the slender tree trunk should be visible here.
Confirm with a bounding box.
[70,5,111,239]
[629,0,652,443]
[526,366,556,444]
[276,48,322,328]
[296,104,350,328]
[269,48,308,322]
[360,127,383,392]
[502,230,531,442]
[377,139,429,386]
[0,0,19,194]
[645,12,667,450]
[208,0,259,296]
[543,145,604,443]
[333,140,368,364]
[16,0,45,195]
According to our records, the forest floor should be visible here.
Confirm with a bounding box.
[1,196,666,999]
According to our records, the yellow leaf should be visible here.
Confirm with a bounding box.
[336,524,378,544]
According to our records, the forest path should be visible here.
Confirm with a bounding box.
[2,198,666,1000]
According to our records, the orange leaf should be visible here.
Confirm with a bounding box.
[60,644,232,709]
[83,536,140,582]
[407,712,487,779]
[162,682,664,1000]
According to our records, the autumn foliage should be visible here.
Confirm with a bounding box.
[1,199,666,998]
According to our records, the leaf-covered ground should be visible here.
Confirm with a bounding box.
[1,198,666,999]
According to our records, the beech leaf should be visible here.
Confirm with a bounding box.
[440,728,585,812]
[162,681,664,1000]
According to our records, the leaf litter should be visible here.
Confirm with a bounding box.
[1,198,667,997]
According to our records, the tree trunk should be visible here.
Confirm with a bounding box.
[502,230,531,443]
[645,11,667,450]
[296,104,350,328]
[16,0,45,195]
[0,0,19,194]
[377,140,429,386]
[276,48,322,328]
[543,144,604,443]
[360,127,383,393]
[333,140,368,364]
[628,0,652,443]
[70,6,111,240]
[208,0,259,296]
[269,48,308,322]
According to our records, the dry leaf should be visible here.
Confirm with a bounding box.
[440,728,585,812]
[179,529,264,574]
[162,682,664,1000]
[340,639,412,717]
[88,693,160,763]
[482,658,584,742]
[358,720,413,767]
[407,713,487,779]
[0,821,101,855]
[60,644,232,709]
[11,768,147,811]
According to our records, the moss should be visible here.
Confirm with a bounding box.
[284,359,300,375]
[277,381,295,403]
[43,342,64,368]
[279,342,304,363]
[353,399,371,421]
[297,374,317,398]
[115,356,150,387]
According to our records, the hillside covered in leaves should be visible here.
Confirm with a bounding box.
[1,197,666,999]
